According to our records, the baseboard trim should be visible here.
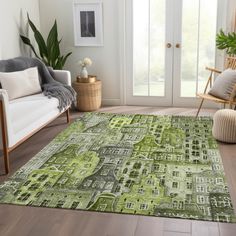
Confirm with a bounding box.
[102,99,121,106]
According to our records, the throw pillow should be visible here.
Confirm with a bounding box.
[208,68,236,100]
[0,67,42,100]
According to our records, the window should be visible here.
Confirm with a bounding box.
[147,179,154,185]
[186,182,192,190]
[140,203,148,210]
[172,182,178,188]
[126,202,134,209]
[138,188,145,194]
[152,189,159,196]
[197,195,205,204]
[172,171,179,177]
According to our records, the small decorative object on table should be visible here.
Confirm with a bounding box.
[78,57,92,80]
[77,75,97,83]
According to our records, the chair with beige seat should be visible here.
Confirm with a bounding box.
[196,57,236,117]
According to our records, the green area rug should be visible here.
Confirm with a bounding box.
[0,113,235,223]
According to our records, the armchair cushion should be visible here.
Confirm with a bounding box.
[0,67,42,100]
[208,68,236,100]
[10,93,60,134]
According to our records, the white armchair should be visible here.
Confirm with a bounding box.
[0,70,72,174]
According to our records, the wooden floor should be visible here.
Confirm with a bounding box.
[0,106,236,236]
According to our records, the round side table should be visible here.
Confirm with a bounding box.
[73,80,102,111]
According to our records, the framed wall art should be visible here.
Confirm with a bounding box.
[73,2,103,46]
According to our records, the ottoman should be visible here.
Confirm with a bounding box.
[212,109,236,143]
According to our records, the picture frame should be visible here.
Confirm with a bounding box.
[73,1,103,46]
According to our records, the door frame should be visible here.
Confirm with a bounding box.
[118,0,229,107]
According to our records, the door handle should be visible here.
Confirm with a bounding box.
[176,43,181,48]
[166,43,172,48]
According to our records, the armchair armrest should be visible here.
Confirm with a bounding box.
[53,70,72,86]
[205,67,222,74]
[0,89,10,115]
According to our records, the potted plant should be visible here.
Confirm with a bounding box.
[216,29,236,55]
[20,14,72,69]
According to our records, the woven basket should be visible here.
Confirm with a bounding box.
[73,80,102,111]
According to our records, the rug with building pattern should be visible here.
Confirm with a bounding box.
[0,112,235,223]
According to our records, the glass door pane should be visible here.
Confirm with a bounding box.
[133,0,166,97]
[133,0,149,96]
[180,0,218,97]
[150,0,166,96]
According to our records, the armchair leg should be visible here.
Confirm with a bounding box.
[66,109,70,124]
[196,99,204,118]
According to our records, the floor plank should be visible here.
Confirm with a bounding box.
[0,106,235,236]
[134,216,164,236]
[219,223,236,236]
[163,232,191,236]
[192,221,219,236]
[163,218,192,233]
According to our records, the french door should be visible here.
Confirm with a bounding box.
[125,0,227,106]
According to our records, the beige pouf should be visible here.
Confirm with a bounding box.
[212,109,236,143]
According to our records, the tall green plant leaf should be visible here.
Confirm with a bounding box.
[55,56,63,70]
[26,13,37,32]
[20,13,72,69]
[20,35,40,58]
[61,52,72,68]
[47,20,60,66]
[27,15,48,60]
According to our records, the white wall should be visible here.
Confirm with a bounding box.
[39,0,121,105]
[0,0,40,59]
